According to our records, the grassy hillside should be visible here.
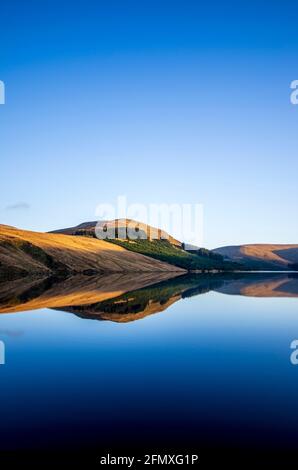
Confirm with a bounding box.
[213,244,298,271]
[51,218,182,246]
[52,219,241,271]
[107,238,239,271]
[0,225,185,281]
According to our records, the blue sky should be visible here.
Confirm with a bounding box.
[0,0,297,248]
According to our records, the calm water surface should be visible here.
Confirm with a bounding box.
[0,274,298,463]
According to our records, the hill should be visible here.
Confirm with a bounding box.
[51,218,182,246]
[213,244,298,270]
[0,224,185,281]
[52,219,239,271]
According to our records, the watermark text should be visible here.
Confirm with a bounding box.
[290,340,298,365]
[0,80,5,104]
[0,341,5,365]
[290,80,298,105]
[95,196,203,248]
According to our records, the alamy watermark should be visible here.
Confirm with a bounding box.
[290,340,298,365]
[0,341,5,365]
[290,80,298,105]
[94,196,204,249]
[0,80,5,104]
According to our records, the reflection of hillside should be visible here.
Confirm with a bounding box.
[0,273,297,322]
[0,272,182,314]
[58,274,222,322]
[0,273,222,320]
[214,273,298,297]
[61,274,298,323]
[65,295,182,323]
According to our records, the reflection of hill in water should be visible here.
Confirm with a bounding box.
[0,272,179,314]
[0,273,297,322]
[213,273,298,298]
[60,275,225,322]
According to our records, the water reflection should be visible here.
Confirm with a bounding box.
[0,272,298,463]
[0,272,297,321]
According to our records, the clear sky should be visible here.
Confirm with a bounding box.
[0,0,297,248]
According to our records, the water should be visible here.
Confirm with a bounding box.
[0,273,298,463]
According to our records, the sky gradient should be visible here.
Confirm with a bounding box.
[0,0,298,248]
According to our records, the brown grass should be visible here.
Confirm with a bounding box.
[0,224,186,276]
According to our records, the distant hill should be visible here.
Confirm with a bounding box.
[0,224,184,281]
[52,219,239,271]
[213,244,298,270]
[51,218,182,246]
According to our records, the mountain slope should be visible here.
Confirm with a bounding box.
[51,218,182,246]
[0,225,185,280]
[213,244,298,270]
[108,238,238,271]
[52,219,239,271]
